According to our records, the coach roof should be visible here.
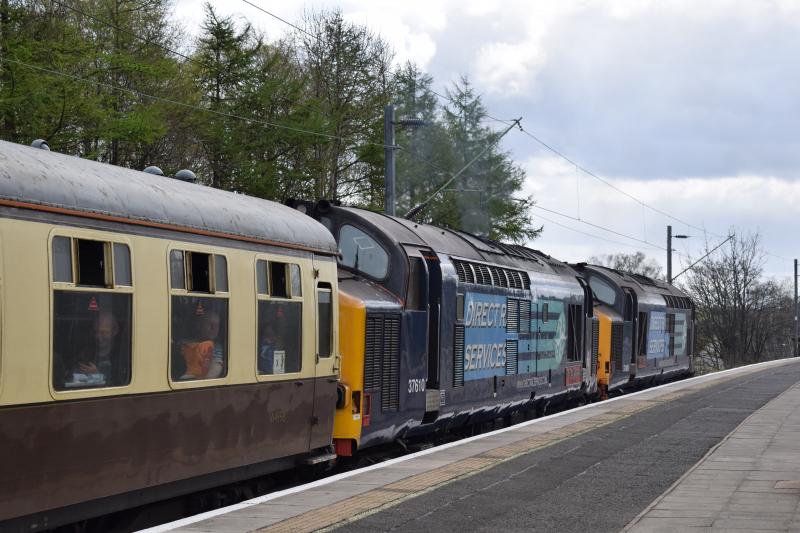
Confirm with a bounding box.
[0,141,337,255]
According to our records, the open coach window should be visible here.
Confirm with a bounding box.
[51,236,132,391]
[256,259,303,375]
[169,249,229,382]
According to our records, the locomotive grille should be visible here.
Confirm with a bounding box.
[381,315,400,412]
[611,322,624,372]
[364,313,401,412]
[519,300,531,333]
[364,315,381,391]
[454,324,465,387]
[506,340,518,375]
[591,319,600,375]
[506,298,519,333]
[451,259,530,290]
[476,264,491,285]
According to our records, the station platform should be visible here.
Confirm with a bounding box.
[144,358,800,533]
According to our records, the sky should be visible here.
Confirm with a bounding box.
[174,0,800,280]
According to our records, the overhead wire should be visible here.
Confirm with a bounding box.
[532,212,663,252]
[238,0,316,39]
[532,205,666,251]
[428,88,726,238]
[432,81,794,266]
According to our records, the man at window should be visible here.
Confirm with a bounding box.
[70,309,128,387]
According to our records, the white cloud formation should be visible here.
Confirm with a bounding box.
[521,155,797,279]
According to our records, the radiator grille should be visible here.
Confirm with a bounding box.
[611,322,624,372]
[519,300,531,333]
[363,313,401,412]
[452,259,530,290]
[506,298,519,333]
[454,324,465,387]
[364,316,382,391]
[506,340,518,375]
[381,315,400,412]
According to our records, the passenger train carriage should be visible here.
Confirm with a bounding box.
[0,140,340,531]
[296,202,599,455]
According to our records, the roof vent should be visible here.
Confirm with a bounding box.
[143,166,164,176]
[31,139,50,151]
[174,169,197,183]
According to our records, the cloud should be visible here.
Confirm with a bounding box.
[489,1,800,180]
[521,156,797,278]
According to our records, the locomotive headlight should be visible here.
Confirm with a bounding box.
[336,383,352,409]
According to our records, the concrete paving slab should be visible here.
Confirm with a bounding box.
[626,378,800,533]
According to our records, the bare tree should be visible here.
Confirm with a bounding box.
[296,9,393,203]
[589,251,663,279]
[682,231,792,369]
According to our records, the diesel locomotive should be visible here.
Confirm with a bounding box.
[0,140,694,531]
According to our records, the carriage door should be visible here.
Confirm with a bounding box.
[623,288,637,372]
[576,277,595,376]
[309,277,337,450]
[531,303,539,375]
[423,253,442,389]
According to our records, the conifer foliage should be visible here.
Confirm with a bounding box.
[0,0,537,243]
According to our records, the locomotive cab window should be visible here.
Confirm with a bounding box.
[256,259,302,375]
[590,277,617,306]
[51,236,133,391]
[169,249,229,382]
[338,224,388,279]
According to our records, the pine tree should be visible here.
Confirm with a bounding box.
[392,62,457,217]
[191,3,262,190]
[399,75,540,243]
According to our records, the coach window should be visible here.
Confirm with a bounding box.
[317,283,333,358]
[256,259,302,375]
[169,249,229,381]
[51,236,132,391]
[339,224,388,279]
